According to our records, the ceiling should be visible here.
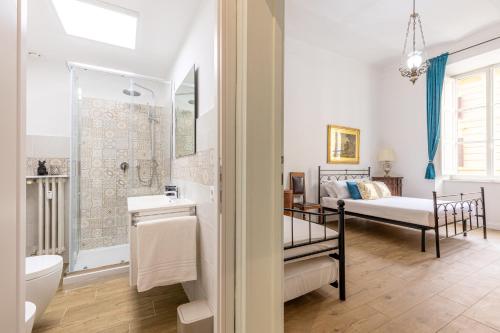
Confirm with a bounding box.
[286,0,500,66]
[27,0,203,78]
[28,0,500,74]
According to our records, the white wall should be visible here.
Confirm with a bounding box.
[284,14,379,201]
[27,57,71,137]
[375,68,435,198]
[376,26,500,229]
[167,0,219,327]
[0,0,25,331]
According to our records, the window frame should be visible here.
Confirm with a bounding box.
[443,64,498,180]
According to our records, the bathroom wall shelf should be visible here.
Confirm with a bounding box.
[26,175,69,185]
[26,175,69,178]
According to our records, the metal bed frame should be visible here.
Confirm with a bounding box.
[284,201,346,301]
[317,166,487,258]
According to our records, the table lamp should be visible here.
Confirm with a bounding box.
[378,148,395,177]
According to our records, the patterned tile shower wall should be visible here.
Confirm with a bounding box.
[78,98,171,250]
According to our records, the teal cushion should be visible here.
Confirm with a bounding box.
[346,181,362,200]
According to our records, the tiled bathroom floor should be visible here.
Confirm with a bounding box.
[33,274,187,333]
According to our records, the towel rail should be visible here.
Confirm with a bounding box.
[130,207,196,227]
[128,204,196,288]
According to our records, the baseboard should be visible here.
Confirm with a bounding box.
[63,263,129,287]
[487,222,500,231]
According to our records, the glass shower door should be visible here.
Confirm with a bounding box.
[68,67,171,273]
[68,68,80,273]
[69,68,134,272]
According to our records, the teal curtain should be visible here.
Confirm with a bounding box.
[425,53,448,180]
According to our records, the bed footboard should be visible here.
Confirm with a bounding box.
[433,187,487,258]
[284,200,346,301]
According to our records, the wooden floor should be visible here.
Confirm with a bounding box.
[285,219,500,332]
[34,219,500,333]
[33,275,188,333]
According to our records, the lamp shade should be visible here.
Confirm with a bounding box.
[378,148,395,162]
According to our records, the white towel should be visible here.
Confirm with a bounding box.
[136,216,197,292]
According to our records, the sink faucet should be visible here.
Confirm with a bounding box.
[165,185,178,199]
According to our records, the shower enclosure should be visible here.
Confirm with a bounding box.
[68,64,171,273]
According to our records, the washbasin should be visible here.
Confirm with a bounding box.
[127,195,195,214]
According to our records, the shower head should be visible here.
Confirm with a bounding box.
[123,89,141,97]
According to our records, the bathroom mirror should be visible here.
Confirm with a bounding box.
[174,66,197,158]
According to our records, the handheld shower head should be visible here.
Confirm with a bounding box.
[122,89,141,97]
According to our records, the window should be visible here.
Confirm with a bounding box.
[494,67,500,175]
[442,64,500,178]
[52,0,138,49]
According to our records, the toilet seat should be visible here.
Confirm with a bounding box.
[26,255,63,281]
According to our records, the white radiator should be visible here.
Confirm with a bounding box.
[36,177,67,255]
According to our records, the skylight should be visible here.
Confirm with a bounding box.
[51,0,138,49]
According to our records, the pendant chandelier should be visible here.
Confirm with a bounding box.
[399,0,429,84]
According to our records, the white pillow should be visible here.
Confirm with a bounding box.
[320,181,336,198]
[373,181,392,198]
[323,182,337,198]
[331,180,351,199]
[320,184,328,198]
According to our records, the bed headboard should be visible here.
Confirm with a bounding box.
[317,166,371,202]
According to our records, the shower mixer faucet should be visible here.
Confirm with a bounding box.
[120,162,129,173]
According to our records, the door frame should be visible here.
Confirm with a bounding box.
[0,0,27,332]
[217,0,237,331]
[219,0,285,331]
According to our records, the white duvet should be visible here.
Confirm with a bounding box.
[321,196,477,227]
[284,256,337,302]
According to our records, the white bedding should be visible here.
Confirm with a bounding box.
[284,256,337,302]
[321,196,476,228]
[283,215,339,261]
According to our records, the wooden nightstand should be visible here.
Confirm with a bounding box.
[372,176,403,196]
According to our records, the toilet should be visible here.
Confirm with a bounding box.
[26,255,63,320]
[25,301,36,333]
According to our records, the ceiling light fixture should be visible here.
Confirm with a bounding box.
[399,0,429,84]
[51,0,138,49]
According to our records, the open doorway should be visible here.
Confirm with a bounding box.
[22,0,222,331]
[282,1,500,332]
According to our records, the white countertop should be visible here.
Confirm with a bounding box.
[127,195,195,214]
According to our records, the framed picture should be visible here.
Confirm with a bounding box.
[327,125,360,164]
